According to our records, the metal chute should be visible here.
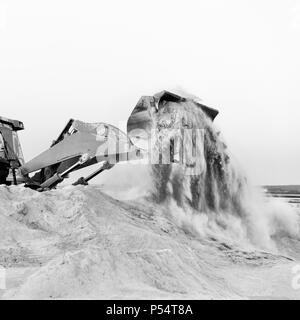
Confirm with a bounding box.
[127,90,219,152]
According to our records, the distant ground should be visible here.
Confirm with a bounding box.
[264,185,300,197]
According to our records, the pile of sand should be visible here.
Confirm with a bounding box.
[0,185,299,299]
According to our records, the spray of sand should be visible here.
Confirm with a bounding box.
[101,95,299,251]
[145,97,300,251]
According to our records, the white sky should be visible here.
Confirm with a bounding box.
[0,0,300,185]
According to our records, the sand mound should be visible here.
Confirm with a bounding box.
[0,185,299,299]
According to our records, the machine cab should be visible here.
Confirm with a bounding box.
[0,116,25,184]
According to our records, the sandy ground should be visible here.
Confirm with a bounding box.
[0,185,300,300]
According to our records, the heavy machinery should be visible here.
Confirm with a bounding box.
[0,91,218,191]
[0,117,25,185]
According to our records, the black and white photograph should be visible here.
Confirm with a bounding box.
[1,0,300,305]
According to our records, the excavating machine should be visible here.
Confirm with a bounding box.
[0,91,218,191]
